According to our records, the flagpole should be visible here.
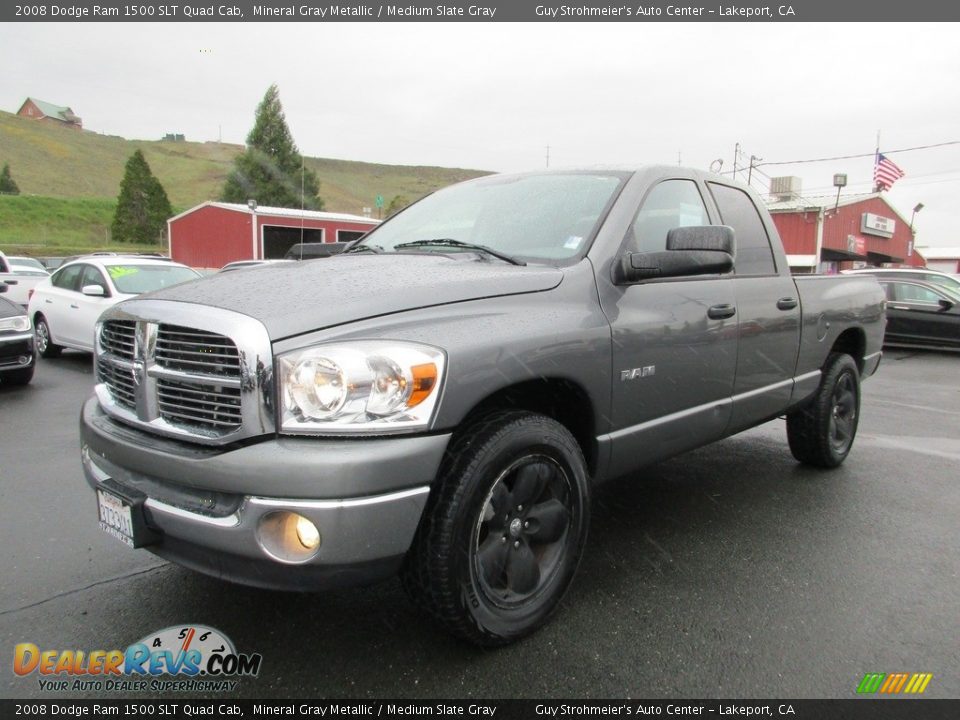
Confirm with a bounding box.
[874,130,881,192]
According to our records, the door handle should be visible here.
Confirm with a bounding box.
[70,304,79,309]
[777,297,798,311]
[45,298,53,304]
[707,304,736,320]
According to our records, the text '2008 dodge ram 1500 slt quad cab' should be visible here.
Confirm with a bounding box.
[80,167,884,645]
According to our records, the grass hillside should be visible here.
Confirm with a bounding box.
[0,110,488,254]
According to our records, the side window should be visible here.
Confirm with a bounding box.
[707,183,777,276]
[52,264,83,291]
[80,265,108,292]
[627,179,709,254]
[894,283,943,304]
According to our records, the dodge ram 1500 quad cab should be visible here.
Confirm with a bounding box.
[80,167,884,645]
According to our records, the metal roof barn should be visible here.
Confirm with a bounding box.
[168,202,380,269]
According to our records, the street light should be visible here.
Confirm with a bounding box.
[832,173,847,211]
[909,202,924,232]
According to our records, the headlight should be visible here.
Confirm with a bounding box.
[278,341,445,434]
[0,315,31,333]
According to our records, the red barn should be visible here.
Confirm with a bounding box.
[168,202,380,269]
[766,188,920,274]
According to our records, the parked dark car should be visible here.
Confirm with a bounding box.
[879,279,960,350]
[0,282,36,385]
[845,267,960,297]
[284,242,350,259]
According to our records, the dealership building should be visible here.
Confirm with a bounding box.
[764,177,921,273]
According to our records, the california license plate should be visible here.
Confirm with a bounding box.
[97,489,136,548]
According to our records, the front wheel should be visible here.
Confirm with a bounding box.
[35,316,62,358]
[787,352,861,468]
[402,411,590,646]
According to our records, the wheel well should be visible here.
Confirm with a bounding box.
[460,379,597,476]
[830,328,866,373]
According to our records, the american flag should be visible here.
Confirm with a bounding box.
[874,153,905,191]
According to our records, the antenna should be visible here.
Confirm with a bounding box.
[299,157,305,260]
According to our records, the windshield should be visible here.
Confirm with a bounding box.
[357,172,626,263]
[10,257,48,272]
[106,265,200,294]
[923,273,960,296]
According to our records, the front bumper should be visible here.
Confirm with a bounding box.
[0,332,35,372]
[80,396,451,591]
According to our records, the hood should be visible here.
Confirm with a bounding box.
[145,253,563,339]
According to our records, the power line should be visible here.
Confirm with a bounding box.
[758,141,960,167]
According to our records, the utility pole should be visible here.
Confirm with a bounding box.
[732,143,740,180]
[747,155,762,186]
[545,145,550,168]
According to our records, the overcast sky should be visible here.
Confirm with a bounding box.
[1,22,958,247]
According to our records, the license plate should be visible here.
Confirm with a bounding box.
[97,489,136,548]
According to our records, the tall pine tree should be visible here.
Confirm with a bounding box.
[0,163,19,194]
[222,84,323,210]
[111,150,173,244]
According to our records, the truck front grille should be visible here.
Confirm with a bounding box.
[157,378,243,429]
[99,320,136,360]
[156,325,241,377]
[95,309,271,445]
[97,361,136,410]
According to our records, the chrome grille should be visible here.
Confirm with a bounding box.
[100,320,136,360]
[157,378,242,429]
[156,325,241,377]
[97,361,136,410]
[94,301,274,446]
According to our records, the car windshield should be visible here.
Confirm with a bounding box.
[355,172,626,263]
[105,264,200,294]
[921,273,960,296]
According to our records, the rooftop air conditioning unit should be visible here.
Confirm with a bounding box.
[770,176,802,201]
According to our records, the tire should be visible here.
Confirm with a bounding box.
[787,352,861,468]
[402,411,590,646]
[34,315,62,358]
[3,364,34,386]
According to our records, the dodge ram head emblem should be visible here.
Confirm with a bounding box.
[621,366,656,381]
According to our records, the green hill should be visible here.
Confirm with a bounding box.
[0,110,489,254]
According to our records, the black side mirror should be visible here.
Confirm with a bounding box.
[617,226,735,283]
[938,298,954,311]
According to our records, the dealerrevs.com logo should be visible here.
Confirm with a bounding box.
[13,625,262,693]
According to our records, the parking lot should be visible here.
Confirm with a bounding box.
[1,348,958,699]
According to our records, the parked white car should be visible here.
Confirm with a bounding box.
[0,251,49,308]
[27,256,201,356]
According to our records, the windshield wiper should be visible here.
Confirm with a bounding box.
[343,243,384,254]
[393,239,526,266]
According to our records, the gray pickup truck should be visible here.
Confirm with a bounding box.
[80,167,884,645]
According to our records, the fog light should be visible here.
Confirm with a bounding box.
[19,356,30,365]
[257,511,322,563]
[295,515,320,550]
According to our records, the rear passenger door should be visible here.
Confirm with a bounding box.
[706,181,801,433]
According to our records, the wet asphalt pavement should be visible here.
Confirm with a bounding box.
[1,349,957,699]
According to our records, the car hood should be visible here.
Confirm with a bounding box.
[144,253,564,339]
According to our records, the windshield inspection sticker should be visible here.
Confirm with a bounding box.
[107,266,140,279]
[564,235,583,250]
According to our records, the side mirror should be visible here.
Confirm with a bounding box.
[81,284,106,297]
[616,226,735,283]
[938,298,954,311]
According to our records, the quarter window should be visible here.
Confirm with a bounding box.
[707,183,777,276]
[627,179,710,254]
